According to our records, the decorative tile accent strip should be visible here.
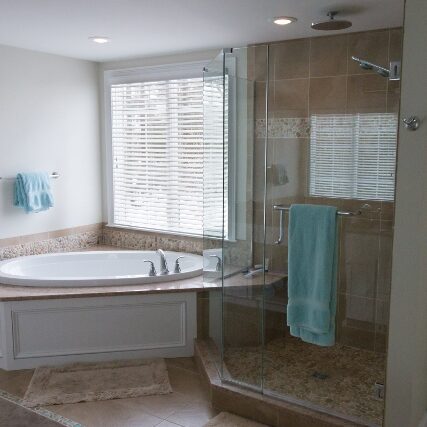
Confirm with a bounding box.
[0,388,83,427]
[102,227,203,254]
[255,118,310,139]
[0,231,100,261]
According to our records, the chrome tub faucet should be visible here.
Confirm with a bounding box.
[156,249,169,275]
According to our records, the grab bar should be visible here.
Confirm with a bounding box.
[273,205,362,245]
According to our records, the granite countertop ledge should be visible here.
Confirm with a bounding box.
[0,245,286,301]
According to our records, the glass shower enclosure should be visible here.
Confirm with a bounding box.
[202,37,399,426]
[203,46,266,390]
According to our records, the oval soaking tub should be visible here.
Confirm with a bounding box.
[0,251,203,287]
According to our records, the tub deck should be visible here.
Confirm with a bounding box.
[0,245,286,301]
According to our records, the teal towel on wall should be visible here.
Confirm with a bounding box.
[14,172,54,213]
[287,204,338,346]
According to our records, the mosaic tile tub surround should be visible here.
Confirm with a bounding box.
[0,224,205,262]
[0,226,101,261]
[102,226,203,254]
[101,227,254,271]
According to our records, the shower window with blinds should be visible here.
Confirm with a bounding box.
[309,113,398,201]
[105,64,228,237]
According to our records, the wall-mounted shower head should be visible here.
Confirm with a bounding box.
[311,11,352,31]
[351,56,399,79]
[358,61,373,71]
[377,68,391,78]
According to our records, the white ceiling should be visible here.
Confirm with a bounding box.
[0,0,404,62]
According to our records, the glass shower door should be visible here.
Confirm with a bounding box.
[203,32,400,427]
[203,46,268,390]
[260,34,401,427]
[220,47,263,390]
[202,50,226,377]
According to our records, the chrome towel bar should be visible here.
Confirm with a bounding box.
[273,205,362,245]
[0,172,60,181]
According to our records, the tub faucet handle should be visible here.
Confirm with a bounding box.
[143,260,157,276]
[174,256,185,273]
[209,255,222,272]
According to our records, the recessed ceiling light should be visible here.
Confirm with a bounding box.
[89,36,110,44]
[273,16,297,26]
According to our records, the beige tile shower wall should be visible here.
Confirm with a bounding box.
[249,28,402,352]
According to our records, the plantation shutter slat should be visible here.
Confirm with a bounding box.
[309,113,398,201]
[111,77,207,235]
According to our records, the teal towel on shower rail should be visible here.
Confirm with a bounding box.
[287,204,338,346]
[14,172,54,213]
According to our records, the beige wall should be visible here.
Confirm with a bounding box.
[0,44,102,239]
[249,28,402,352]
[385,0,427,425]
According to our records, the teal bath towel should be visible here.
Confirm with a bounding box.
[14,172,54,213]
[287,204,338,346]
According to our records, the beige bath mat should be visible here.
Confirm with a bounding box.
[204,412,269,427]
[23,358,172,407]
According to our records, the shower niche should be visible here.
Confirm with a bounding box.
[202,28,402,427]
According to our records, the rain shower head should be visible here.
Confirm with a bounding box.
[311,11,352,31]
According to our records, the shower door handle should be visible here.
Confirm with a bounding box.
[403,116,420,131]
[274,208,285,245]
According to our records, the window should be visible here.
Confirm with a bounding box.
[105,63,229,237]
[309,113,398,201]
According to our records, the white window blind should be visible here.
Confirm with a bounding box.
[110,77,206,235]
[309,113,398,201]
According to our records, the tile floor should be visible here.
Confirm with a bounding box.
[0,358,219,427]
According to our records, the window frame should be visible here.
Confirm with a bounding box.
[103,61,236,238]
